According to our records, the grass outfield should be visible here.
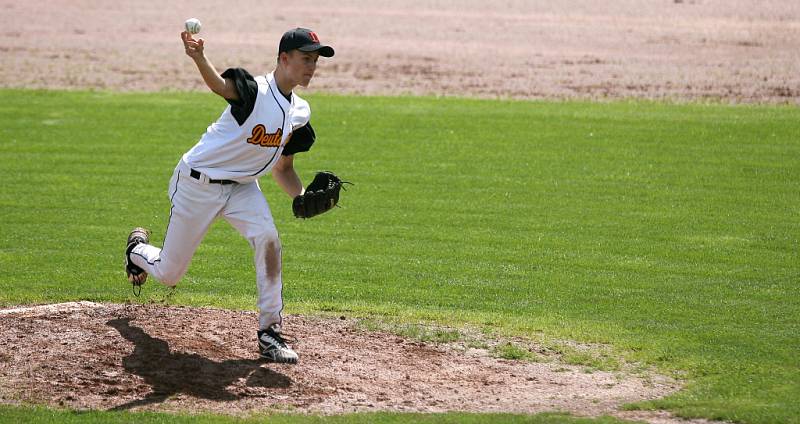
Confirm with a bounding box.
[0,89,798,423]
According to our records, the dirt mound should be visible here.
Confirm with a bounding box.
[0,302,686,420]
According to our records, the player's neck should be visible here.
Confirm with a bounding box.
[273,68,296,99]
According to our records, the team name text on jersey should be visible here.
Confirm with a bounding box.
[247,124,285,148]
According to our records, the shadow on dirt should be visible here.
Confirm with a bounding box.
[106,318,290,411]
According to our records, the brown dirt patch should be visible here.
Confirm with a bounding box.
[0,302,696,421]
[1,0,798,103]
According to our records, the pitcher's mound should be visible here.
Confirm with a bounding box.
[0,302,678,418]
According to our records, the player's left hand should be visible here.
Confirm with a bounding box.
[292,171,350,219]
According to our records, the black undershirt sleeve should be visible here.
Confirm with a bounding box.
[282,122,316,156]
[220,68,258,125]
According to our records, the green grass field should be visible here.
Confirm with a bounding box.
[0,89,798,423]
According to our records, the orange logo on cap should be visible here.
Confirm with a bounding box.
[309,31,320,43]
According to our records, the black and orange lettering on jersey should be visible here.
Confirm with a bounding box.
[247,124,289,148]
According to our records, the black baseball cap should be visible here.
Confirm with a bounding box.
[278,28,334,57]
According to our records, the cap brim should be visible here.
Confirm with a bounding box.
[298,44,335,57]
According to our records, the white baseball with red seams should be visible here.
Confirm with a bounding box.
[184,18,201,34]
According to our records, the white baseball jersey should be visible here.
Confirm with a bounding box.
[183,71,311,183]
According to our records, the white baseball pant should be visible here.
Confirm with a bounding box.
[130,160,283,330]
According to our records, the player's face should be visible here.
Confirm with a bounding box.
[284,50,320,88]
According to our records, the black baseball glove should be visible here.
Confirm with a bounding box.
[292,171,347,219]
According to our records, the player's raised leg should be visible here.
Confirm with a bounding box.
[127,165,224,287]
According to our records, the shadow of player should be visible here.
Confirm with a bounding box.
[106,317,290,411]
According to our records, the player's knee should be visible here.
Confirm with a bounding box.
[158,264,187,286]
[253,227,280,249]
[160,275,181,287]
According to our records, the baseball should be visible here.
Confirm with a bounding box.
[185,18,202,34]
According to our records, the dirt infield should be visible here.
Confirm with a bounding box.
[1,0,798,103]
[0,302,723,423]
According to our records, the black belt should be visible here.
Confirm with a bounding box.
[189,169,237,185]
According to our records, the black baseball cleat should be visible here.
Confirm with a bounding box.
[258,325,298,364]
[125,227,151,286]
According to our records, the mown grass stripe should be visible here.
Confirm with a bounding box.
[0,89,798,424]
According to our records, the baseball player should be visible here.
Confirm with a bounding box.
[124,27,336,364]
